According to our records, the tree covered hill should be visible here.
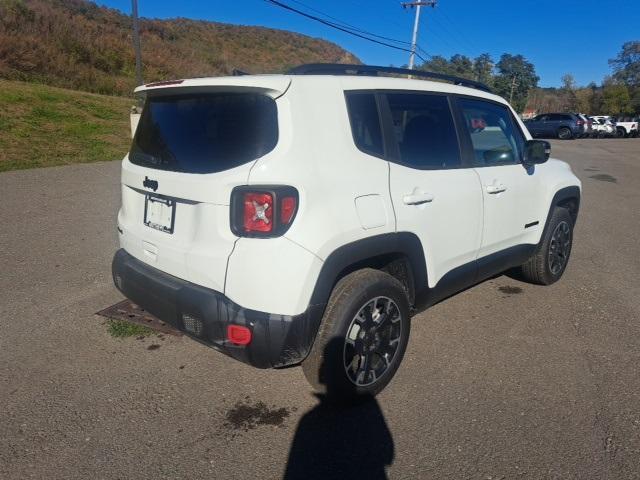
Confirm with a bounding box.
[0,0,360,96]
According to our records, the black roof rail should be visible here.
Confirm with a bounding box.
[288,63,492,93]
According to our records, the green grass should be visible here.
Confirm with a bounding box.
[0,79,132,172]
[107,320,155,338]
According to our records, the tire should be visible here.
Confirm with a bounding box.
[630,130,638,138]
[302,268,411,403]
[616,127,626,138]
[558,127,573,140]
[519,207,574,285]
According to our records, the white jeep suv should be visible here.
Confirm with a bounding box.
[112,64,581,401]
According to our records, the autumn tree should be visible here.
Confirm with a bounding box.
[560,74,578,111]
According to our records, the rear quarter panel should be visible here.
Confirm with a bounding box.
[224,77,395,315]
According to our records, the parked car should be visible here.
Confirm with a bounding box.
[524,113,583,139]
[575,113,592,138]
[590,117,616,138]
[112,64,581,402]
[611,116,638,137]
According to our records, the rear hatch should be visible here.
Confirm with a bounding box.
[118,76,290,293]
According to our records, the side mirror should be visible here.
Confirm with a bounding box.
[523,140,550,167]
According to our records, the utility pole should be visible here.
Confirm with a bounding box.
[509,74,518,104]
[132,0,143,86]
[401,1,437,70]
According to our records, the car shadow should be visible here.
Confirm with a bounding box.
[283,339,394,480]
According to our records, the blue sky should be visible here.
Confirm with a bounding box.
[96,0,636,87]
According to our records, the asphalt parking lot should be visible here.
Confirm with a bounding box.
[1,138,639,479]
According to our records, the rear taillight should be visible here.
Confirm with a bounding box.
[231,186,299,237]
[243,192,274,233]
[280,196,297,224]
[576,119,584,126]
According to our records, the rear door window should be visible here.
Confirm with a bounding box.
[385,93,461,169]
[130,92,278,174]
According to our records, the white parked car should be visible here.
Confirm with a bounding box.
[112,64,582,402]
[612,117,638,137]
[590,117,616,137]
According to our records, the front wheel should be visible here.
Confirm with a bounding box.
[302,269,411,403]
[519,207,574,285]
[616,127,626,138]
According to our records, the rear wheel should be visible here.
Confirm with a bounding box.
[558,127,573,140]
[519,207,574,285]
[302,269,410,403]
[616,127,626,138]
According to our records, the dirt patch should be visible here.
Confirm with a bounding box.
[499,286,523,295]
[589,174,617,183]
[147,344,161,351]
[96,300,182,336]
[224,400,290,432]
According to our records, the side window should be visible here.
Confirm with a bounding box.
[459,98,526,167]
[345,93,384,157]
[386,93,461,169]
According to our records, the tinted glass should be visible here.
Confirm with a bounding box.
[386,93,460,169]
[459,98,525,166]
[130,93,278,173]
[345,93,384,157]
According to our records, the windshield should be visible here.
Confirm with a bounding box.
[130,92,278,174]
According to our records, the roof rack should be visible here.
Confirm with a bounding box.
[288,63,492,93]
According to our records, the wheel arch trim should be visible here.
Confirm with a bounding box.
[540,186,581,246]
[308,232,428,309]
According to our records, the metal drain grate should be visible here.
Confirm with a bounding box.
[96,300,182,336]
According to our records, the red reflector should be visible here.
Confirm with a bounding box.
[243,192,273,233]
[280,196,297,224]
[227,325,252,345]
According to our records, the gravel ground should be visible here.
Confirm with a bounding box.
[1,139,639,479]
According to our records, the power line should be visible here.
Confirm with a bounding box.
[264,0,429,63]
[437,8,477,52]
[286,0,412,46]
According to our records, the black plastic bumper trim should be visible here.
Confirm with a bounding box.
[111,249,323,369]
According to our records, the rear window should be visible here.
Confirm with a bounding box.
[130,92,278,173]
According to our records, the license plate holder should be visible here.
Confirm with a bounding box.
[144,195,175,234]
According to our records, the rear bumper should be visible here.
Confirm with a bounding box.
[112,249,324,368]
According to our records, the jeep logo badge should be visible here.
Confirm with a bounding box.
[143,176,158,192]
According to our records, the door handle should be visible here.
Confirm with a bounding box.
[403,191,435,205]
[486,183,507,194]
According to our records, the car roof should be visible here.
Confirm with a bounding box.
[135,73,509,105]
